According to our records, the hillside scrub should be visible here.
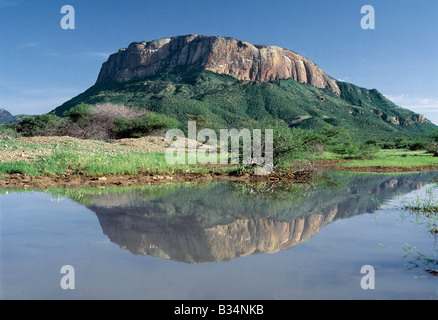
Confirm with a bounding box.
[229,126,381,167]
[10,103,180,140]
[2,103,436,165]
[12,113,66,137]
[53,67,438,142]
[316,127,379,159]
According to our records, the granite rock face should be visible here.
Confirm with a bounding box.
[96,34,341,95]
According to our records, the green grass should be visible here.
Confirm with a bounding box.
[339,150,438,168]
[0,135,251,177]
[1,136,437,179]
[0,151,241,177]
[298,149,438,169]
[400,185,438,246]
[2,148,435,178]
[402,186,438,216]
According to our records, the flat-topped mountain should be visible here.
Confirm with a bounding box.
[53,34,437,140]
[96,34,340,95]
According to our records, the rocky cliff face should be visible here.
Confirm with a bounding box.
[96,34,341,95]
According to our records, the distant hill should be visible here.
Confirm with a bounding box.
[0,108,19,123]
[52,34,437,141]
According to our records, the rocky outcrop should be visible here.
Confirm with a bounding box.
[96,34,341,95]
[377,113,431,126]
[412,114,430,124]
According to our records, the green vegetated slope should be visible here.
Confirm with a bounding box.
[53,67,437,141]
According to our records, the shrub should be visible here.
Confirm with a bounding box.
[330,141,378,159]
[87,104,145,140]
[329,141,359,157]
[13,114,65,137]
[426,140,438,154]
[395,137,409,149]
[0,124,22,138]
[113,112,180,138]
[61,103,146,139]
[272,127,311,166]
[13,104,153,140]
[308,142,325,155]
[365,139,378,146]
[427,131,438,143]
[382,142,396,149]
[186,114,210,131]
[312,126,348,145]
[320,127,379,159]
[408,141,427,151]
[64,103,93,125]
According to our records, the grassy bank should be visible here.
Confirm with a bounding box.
[0,136,240,177]
[315,150,438,170]
[0,136,437,187]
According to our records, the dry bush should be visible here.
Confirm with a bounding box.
[85,104,146,140]
[308,142,325,156]
[50,120,87,139]
[426,140,438,154]
[54,104,147,140]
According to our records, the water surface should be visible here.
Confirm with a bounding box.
[1,171,437,299]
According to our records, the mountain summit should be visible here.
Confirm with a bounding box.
[96,34,340,95]
[54,34,436,140]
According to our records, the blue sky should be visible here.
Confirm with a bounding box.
[1,0,437,124]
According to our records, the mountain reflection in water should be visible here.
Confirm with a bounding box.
[58,171,438,263]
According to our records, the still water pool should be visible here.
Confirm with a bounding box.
[1,171,437,299]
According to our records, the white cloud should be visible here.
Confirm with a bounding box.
[384,94,438,125]
[85,51,112,59]
[385,94,438,111]
[337,76,350,82]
